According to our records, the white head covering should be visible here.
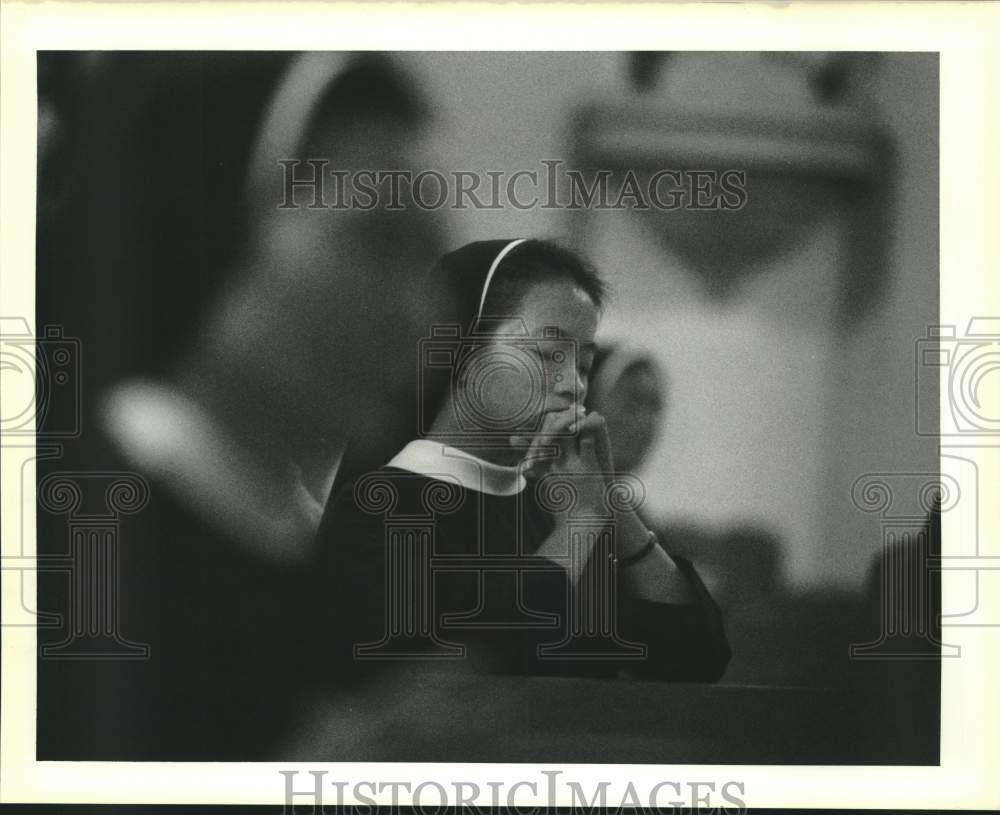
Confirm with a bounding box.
[475,238,529,322]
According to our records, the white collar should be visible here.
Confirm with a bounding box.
[99,379,324,562]
[387,439,526,496]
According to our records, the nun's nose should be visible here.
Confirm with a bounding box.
[551,364,583,403]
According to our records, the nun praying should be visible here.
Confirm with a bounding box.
[314,238,731,686]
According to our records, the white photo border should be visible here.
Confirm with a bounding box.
[1,1,998,809]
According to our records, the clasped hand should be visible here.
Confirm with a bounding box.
[509,404,615,513]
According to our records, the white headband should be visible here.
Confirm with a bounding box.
[475,238,529,322]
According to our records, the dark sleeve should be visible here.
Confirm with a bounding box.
[311,478,402,688]
[517,548,731,683]
[314,483,730,686]
[615,554,731,682]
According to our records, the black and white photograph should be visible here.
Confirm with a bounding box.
[2,2,999,813]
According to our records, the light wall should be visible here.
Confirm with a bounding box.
[401,52,939,589]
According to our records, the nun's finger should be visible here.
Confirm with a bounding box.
[524,406,578,463]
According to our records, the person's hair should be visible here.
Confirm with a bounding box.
[424,238,607,334]
[479,239,608,320]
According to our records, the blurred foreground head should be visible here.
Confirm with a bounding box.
[585,343,666,474]
[104,53,450,558]
[206,52,450,455]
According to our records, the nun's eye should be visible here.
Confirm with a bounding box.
[538,347,559,365]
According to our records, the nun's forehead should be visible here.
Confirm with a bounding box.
[432,237,604,332]
[494,279,599,337]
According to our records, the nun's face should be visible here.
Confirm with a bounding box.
[459,280,598,434]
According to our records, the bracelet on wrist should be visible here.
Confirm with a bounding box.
[615,529,659,568]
